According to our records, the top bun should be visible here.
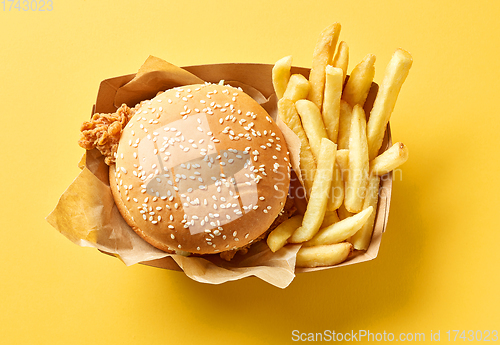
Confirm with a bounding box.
[110,83,291,255]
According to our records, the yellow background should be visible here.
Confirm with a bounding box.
[1,0,499,344]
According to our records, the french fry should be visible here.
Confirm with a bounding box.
[267,215,303,252]
[282,74,311,102]
[295,99,328,160]
[335,149,349,181]
[296,242,352,268]
[370,142,409,176]
[367,48,413,160]
[277,98,317,194]
[322,65,343,143]
[321,210,340,228]
[326,162,344,211]
[342,53,376,107]
[337,100,353,150]
[289,138,336,243]
[304,206,373,247]
[331,41,349,83]
[323,66,344,211]
[272,55,293,99]
[308,23,342,111]
[344,105,369,213]
[350,174,380,250]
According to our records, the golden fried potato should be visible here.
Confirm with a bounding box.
[289,138,336,243]
[308,23,342,110]
[283,74,311,102]
[344,105,369,213]
[349,175,380,250]
[295,99,328,160]
[370,142,409,176]
[367,48,412,160]
[331,41,349,83]
[322,65,343,143]
[296,242,352,268]
[272,55,293,99]
[267,215,303,252]
[342,53,376,107]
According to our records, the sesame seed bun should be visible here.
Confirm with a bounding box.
[110,83,291,255]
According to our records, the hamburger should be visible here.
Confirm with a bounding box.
[79,82,292,259]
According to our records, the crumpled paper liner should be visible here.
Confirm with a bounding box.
[46,56,392,288]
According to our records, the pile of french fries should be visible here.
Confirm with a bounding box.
[268,23,412,268]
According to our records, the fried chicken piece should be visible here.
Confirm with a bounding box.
[78,104,136,165]
[219,196,297,261]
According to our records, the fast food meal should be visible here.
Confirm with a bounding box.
[49,21,411,285]
[271,22,412,267]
